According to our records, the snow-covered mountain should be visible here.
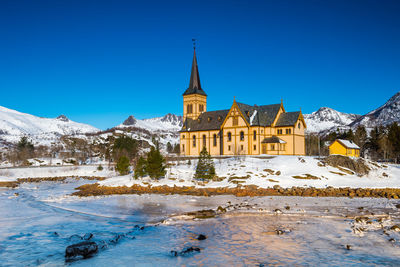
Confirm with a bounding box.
[304,107,360,133]
[0,106,99,146]
[350,92,400,129]
[118,113,183,132]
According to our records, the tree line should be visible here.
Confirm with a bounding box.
[306,122,400,162]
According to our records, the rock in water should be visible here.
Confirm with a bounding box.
[197,234,207,240]
[65,241,98,260]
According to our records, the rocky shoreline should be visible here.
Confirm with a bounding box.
[72,183,400,199]
[0,176,105,188]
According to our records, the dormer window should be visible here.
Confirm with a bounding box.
[246,111,249,116]
[218,116,222,121]
[198,118,201,123]
[208,117,211,122]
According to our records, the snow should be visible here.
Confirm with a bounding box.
[117,113,182,132]
[98,156,400,189]
[250,110,257,125]
[304,107,359,133]
[0,165,115,181]
[337,139,360,149]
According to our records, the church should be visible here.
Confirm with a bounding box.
[179,49,306,156]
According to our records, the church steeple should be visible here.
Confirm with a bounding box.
[182,47,207,120]
[183,49,207,96]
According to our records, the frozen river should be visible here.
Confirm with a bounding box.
[1,179,400,266]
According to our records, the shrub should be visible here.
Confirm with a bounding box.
[116,156,130,175]
[97,164,103,171]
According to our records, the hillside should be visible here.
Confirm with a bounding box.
[0,106,99,146]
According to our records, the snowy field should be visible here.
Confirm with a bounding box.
[99,156,400,189]
[1,180,400,266]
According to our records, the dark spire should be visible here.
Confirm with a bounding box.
[183,48,207,96]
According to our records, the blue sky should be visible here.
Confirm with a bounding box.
[1,0,399,129]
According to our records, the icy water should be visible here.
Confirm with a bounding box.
[1,180,400,266]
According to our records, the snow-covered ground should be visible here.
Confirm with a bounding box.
[99,156,400,189]
[0,165,115,181]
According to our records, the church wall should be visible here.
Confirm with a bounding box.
[183,94,207,120]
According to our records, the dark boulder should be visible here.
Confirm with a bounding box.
[197,234,207,240]
[170,246,201,257]
[65,241,98,260]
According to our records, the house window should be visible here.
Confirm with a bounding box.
[253,130,257,140]
[240,131,244,141]
[233,117,238,126]
[213,134,217,147]
[228,145,231,151]
[254,145,256,151]
[228,132,232,142]
[286,129,291,134]
[193,135,196,147]
[203,135,206,148]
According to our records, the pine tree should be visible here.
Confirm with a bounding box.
[388,122,400,163]
[145,146,166,179]
[134,156,147,179]
[194,147,216,181]
[354,126,367,156]
[116,156,130,175]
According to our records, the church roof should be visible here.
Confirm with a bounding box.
[275,111,301,127]
[183,49,207,96]
[236,102,281,127]
[180,109,229,132]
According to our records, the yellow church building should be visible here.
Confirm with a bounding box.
[179,49,306,156]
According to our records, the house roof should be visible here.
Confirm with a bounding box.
[275,111,301,127]
[336,139,360,149]
[183,49,207,96]
[261,136,287,144]
[180,109,229,132]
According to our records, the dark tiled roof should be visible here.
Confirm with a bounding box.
[180,109,229,132]
[261,136,286,144]
[275,111,300,127]
[183,49,207,96]
[236,102,281,126]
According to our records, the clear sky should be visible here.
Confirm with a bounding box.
[1,0,399,129]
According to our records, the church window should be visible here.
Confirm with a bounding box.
[193,135,196,147]
[277,129,282,135]
[199,104,204,112]
[241,145,244,151]
[213,134,217,146]
[271,144,275,150]
[182,144,185,152]
[254,145,256,151]
[187,104,191,114]
[182,135,185,139]
[298,122,301,129]
[228,145,231,151]
[203,135,206,148]
[286,129,291,134]
[253,130,257,140]
[240,131,244,141]
[228,132,232,142]
[233,117,238,126]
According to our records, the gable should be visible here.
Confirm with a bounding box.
[221,102,250,128]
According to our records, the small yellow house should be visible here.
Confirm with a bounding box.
[179,48,306,156]
[329,139,360,157]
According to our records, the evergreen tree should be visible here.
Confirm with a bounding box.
[354,126,367,156]
[388,122,400,163]
[145,146,166,179]
[166,142,173,153]
[116,156,130,175]
[112,135,138,161]
[194,147,216,181]
[134,156,147,179]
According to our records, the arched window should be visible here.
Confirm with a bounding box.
[240,131,244,141]
[227,132,232,142]
[187,104,191,114]
[213,134,217,147]
[192,135,196,147]
[298,122,301,129]
[253,130,257,141]
[202,135,206,148]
